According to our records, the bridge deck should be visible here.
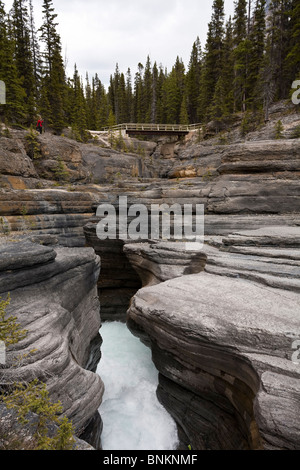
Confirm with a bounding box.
[102,123,202,136]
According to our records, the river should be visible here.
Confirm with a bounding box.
[96,321,179,451]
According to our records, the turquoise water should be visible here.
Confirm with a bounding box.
[97,321,179,451]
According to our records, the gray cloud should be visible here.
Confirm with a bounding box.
[4,0,235,88]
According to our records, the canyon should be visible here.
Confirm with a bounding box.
[0,100,299,450]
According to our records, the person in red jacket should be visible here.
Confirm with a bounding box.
[36,118,43,134]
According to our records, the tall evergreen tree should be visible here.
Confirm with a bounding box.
[0,2,26,123]
[186,37,202,123]
[117,72,128,124]
[232,0,249,111]
[125,68,134,122]
[133,62,144,122]
[151,62,159,123]
[39,0,66,133]
[163,56,186,124]
[70,64,88,140]
[143,55,153,123]
[247,0,267,108]
[155,65,167,123]
[198,0,225,120]
[11,0,36,123]
[210,17,235,123]
[284,0,300,85]
[28,0,42,96]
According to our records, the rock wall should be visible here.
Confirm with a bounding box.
[126,229,300,450]
[0,238,104,449]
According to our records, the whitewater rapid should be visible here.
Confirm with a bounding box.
[97,322,179,451]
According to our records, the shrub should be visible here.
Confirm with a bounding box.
[274,120,284,139]
[25,127,42,159]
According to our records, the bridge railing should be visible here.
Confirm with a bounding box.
[101,123,202,132]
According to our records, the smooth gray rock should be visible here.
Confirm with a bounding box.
[0,239,103,449]
[127,272,300,450]
[0,240,56,272]
[124,241,207,286]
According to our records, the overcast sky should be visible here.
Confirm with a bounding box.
[4,0,235,88]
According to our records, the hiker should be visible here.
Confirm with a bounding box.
[36,118,43,134]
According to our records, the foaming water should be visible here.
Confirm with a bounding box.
[97,321,179,451]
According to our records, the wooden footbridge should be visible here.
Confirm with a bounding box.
[101,123,202,137]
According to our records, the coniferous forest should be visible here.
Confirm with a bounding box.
[0,0,299,140]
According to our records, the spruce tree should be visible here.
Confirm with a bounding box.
[28,0,42,111]
[125,68,134,122]
[11,0,36,124]
[151,62,159,123]
[117,72,128,124]
[39,0,66,133]
[247,0,267,108]
[198,0,225,120]
[285,0,300,86]
[0,2,26,124]
[155,65,167,123]
[70,64,88,141]
[143,56,153,122]
[163,57,186,124]
[186,37,202,123]
[134,63,144,122]
[232,0,249,112]
[210,17,235,123]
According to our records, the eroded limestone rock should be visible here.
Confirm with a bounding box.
[127,271,300,450]
[0,239,103,449]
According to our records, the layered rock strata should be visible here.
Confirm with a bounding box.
[0,238,104,449]
[124,241,207,287]
[126,226,300,450]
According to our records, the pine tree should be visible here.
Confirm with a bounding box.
[39,0,59,74]
[247,0,267,108]
[232,0,249,112]
[95,75,109,128]
[0,2,26,124]
[39,0,66,133]
[143,55,153,123]
[163,57,186,124]
[210,17,235,122]
[117,72,127,124]
[155,65,167,123]
[265,0,291,100]
[70,64,88,141]
[11,0,36,123]
[125,68,134,122]
[134,62,144,122]
[198,0,225,120]
[285,0,300,86]
[186,37,202,123]
[151,62,159,123]
[28,0,42,101]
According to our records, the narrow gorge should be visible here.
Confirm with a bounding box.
[0,101,299,450]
